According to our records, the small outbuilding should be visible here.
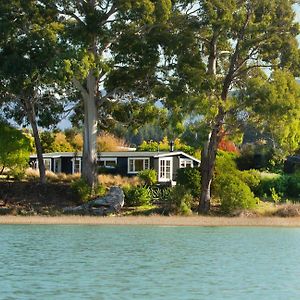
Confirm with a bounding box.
[29,151,200,184]
[284,155,300,174]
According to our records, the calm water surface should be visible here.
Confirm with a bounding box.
[0,225,300,299]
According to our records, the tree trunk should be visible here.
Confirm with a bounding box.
[198,113,223,213]
[81,71,98,191]
[25,100,46,184]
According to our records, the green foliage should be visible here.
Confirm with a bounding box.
[286,173,300,198]
[176,167,201,198]
[256,172,300,200]
[238,170,261,190]
[40,131,74,153]
[236,144,274,171]
[123,186,152,207]
[241,70,300,160]
[215,151,238,171]
[270,187,281,204]
[0,0,67,129]
[0,121,32,178]
[148,186,172,203]
[214,174,257,214]
[71,179,105,203]
[212,151,260,213]
[164,185,193,215]
[156,0,300,212]
[138,169,157,186]
[40,131,56,153]
[215,151,260,191]
[138,137,196,156]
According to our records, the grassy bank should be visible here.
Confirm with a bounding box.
[1,215,300,226]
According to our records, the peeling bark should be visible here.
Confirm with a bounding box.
[73,71,98,191]
[82,71,98,190]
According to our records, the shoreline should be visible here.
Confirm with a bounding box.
[1,215,300,226]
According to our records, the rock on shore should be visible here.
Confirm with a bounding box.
[63,186,124,216]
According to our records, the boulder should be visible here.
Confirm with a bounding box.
[63,186,124,216]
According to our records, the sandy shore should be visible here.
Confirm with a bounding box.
[1,215,300,226]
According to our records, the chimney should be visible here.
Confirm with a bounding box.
[169,140,174,152]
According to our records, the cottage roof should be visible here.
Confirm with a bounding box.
[30,151,200,163]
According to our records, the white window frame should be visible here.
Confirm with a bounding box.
[44,158,52,171]
[158,157,173,182]
[35,158,52,171]
[53,158,61,173]
[99,158,117,169]
[128,158,150,174]
[72,158,81,174]
[179,158,194,168]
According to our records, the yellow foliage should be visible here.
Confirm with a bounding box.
[72,134,83,151]
[53,132,74,152]
[97,132,128,152]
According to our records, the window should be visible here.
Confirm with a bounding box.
[159,158,172,181]
[99,158,117,169]
[72,158,81,174]
[128,158,150,173]
[54,158,61,173]
[180,158,193,168]
[44,159,51,171]
[34,159,51,170]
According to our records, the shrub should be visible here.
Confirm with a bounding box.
[239,169,261,190]
[0,121,32,178]
[286,173,300,198]
[214,174,257,214]
[124,186,152,207]
[214,151,261,196]
[164,185,193,215]
[71,178,91,202]
[71,179,106,202]
[176,167,201,197]
[148,186,172,203]
[236,144,274,170]
[256,174,288,198]
[138,169,157,186]
[255,172,300,200]
[215,151,238,175]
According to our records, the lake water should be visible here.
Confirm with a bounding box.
[1,226,300,300]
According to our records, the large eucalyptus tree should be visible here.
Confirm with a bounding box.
[55,0,172,190]
[159,0,300,212]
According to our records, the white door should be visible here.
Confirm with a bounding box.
[159,158,173,182]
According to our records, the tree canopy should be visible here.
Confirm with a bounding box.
[154,0,300,211]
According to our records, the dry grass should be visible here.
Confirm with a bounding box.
[25,168,80,182]
[270,204,300,217]
[1,215,300,226]
[98,174,141,187]
[25,168,140,187]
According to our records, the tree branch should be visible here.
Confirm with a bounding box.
[72,77,89,99]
